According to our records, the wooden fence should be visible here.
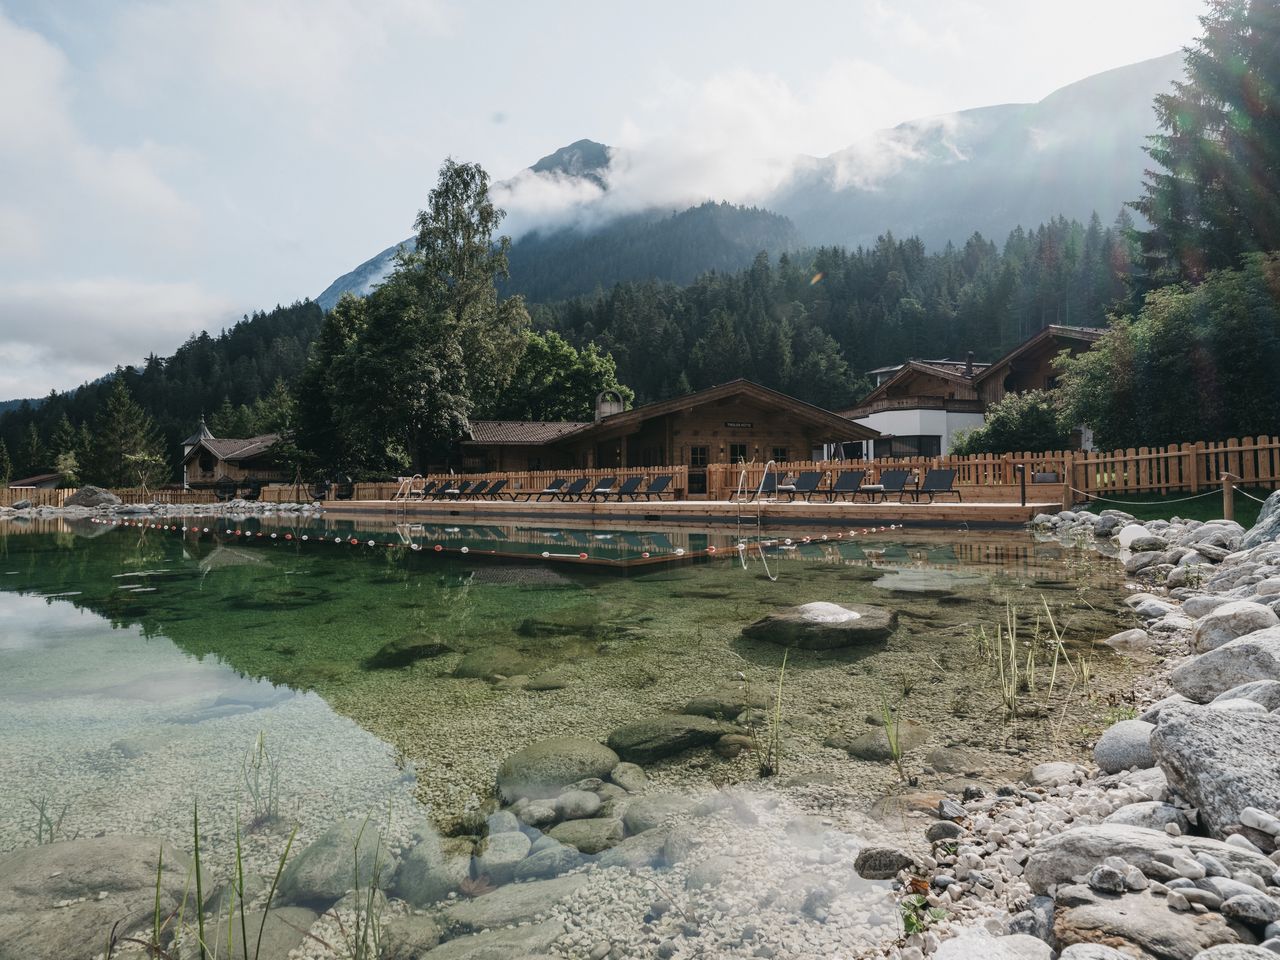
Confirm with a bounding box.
[0,487,215,509]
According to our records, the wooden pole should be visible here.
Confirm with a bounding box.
[1221,472,1239,522]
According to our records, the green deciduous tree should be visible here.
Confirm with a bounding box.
[481,330,633,422]
[1058,253,1280,448]
[1132,0,1280,285]
[86,377,168,488]
[950,389,1071,455]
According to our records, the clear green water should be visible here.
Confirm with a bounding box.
[0,516,1135,864]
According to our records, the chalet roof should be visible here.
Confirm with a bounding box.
[182,419,215,446]
[846,360,986,412]
[974,325,1106,383]
[465,420,592,446]
[575,379,879,441]
[9,472,62,487]
[181,433,281,465]
[867,359,990,378]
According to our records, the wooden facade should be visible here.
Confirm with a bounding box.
[461,380,878,494]
[180,428,289,491]
[974,325,1104,407]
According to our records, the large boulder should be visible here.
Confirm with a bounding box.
[1092,719,1156,773]
[196,906,319,958]
[0,835,198,960]
[496,738,620,802]
[741,601,897,649]
[1212,680,1280,712]
[606,715,739,764]
[933,931,1051,960]
[829,720,930,761]
[278,818,393,906]
[1150,704,1280,840]
[681,683,767,719]
[453,646,537,680]
[64,485,122,508]
[392,832,472,906]
[547,817,624,854]
[1170,628,1280,703]
[1052,884,1251,960]
[1191,602,1280,653]
[1024,824,1276,894]
[1241,491,1280,549]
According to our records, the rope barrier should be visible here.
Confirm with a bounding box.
[1069,487,1224,506]
[1236,487,1275,504]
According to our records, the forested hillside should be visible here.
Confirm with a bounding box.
[536,212,1137,409]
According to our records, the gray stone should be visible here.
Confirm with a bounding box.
[1171,628,1280,703]
[1057,946,1133,960]
[1086,864,1128,894]
[1026,761,1086,787]
[1151,705,1280,840]
[623,793,696,834]
[1126,551,1166,575]
[486,810,520,834]
[681,683,767,719]
[555,789,602,820]
[1141,693,1196,723]
[832,719,930,761]
[1104,801,1192,834]
[1214,681,1280,712]
[927,820,965,843]
[0,835,199,960]
[927,746,979,774]
[606,715,739,764]
[474,831,531,884]
[1093,719,1156,773]
[1193,602,1280,653]
[1052,885,1249,960]
[1198,876,1264,901]
[853,846,917,879]
[279,818,393,906]
[65,485,121,507]
[442,874,588,932]
[1242,491,1280,549]
[1025,824,1277,894]
[1222,894,1280,927]
[609,761,648,793]
[547,817,624,854]
[496,738,620,802]
[1131,535,1169,552]
[1185,595,1233,618]
[382,913,445,960]
[393,832,472,906]
[684,854,739,890]
[1192,946,1279,959]
[1007,895,1054,942]
[415,918,565,959]
[189,906,318,959]
[1105,628,1156,656]
[453,646,537,679]
[525,664,575,691]
[512,842,582,880]
[594,827,671,870]
[932,931,1051,960]
[741,601,897,649]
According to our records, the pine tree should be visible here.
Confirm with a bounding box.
[87,377,169,487]
[0,438,11,485]
[18,423,44,477]
[1131,0,1280,284]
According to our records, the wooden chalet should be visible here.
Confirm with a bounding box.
[180,421,288,491]
[462,380,878,495]
[973,325,1105,407]
[841,357,990,458]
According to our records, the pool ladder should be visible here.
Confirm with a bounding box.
[393,474,426,502]
[733,460,777,581]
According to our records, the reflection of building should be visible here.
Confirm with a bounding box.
[180,421,288,491]
[461,380,879,495]
[842,326,1105,456]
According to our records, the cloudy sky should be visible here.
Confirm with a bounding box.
[0,0,1205,399]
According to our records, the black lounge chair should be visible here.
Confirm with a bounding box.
[641,475,674,500]
[464,480,491,499]
[751,472,785,501]
[415,479,438,500]
[586,476,618,501]
[435,480,472,500]
[827,469,867,502]
[557,477,591,501]
[483,479,510,500]
[612,476,644,500]
[911,468,962,503]
[785,470,824,502]
[857,469,912,503]
[519,478,566,501]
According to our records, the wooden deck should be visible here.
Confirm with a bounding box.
[323,497,1057,529]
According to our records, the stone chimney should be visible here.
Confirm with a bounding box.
[964,352,975,378]
[595,390,625,422]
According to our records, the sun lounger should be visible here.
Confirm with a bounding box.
[827,470,867,502]
[857,469,911,503]
[586,476,618,501]
[611,476,645,500]
[435,480,472,500]
[464,480,491,499]
[910,468,961,503]
[785,471,824,502]
[557,477,591,500]
[483,479,510,500]
[751,472,786,501]
[518,478,566,501]
[640,475,674,500]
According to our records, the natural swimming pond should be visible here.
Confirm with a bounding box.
[0,514,1141,958]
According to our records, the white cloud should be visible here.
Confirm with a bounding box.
[0,279,237,397]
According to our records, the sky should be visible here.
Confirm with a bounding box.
[0,0,1207,399]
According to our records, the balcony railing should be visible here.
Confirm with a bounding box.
[845,396,985,418]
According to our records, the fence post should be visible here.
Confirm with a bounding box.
[1221,473,1238,522]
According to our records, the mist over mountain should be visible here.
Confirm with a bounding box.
[319,52,1182,308]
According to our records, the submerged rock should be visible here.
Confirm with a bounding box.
[452,646,538,680]
[411,918,565,959]
[278,818,394,906]
[829,719,929,761]
[442,874,588,932]
[364,637,453,669]
[0,835,198,960]
[606,715,739,764]
[547,817,624,854]
[393,832,472,907]
[496,737,620,802]
[741,601,897,649]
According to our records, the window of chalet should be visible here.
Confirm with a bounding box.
[876,436,942,458]
[689,446,709,467]
[198,452,214,472]
[772,446,788,463]
[729,443,748,463]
